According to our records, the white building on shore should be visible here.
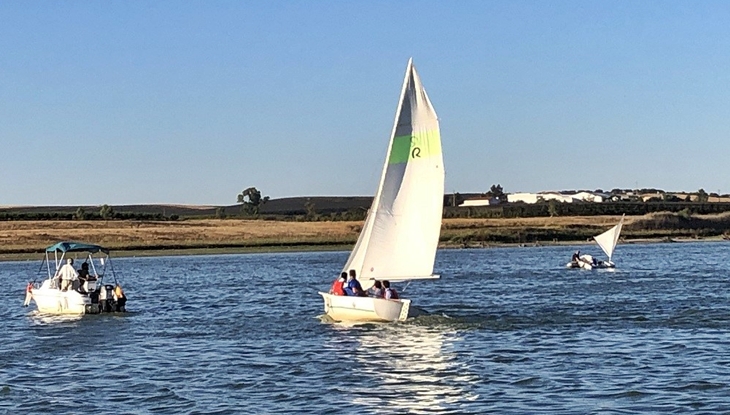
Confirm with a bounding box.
[459,197,500,207]
[506,191,609,204]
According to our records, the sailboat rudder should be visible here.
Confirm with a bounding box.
[398,299,411,321]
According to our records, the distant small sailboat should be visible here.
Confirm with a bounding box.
[319,59,444,322]
[567,214,625,270]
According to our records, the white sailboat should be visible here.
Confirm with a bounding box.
[567,214,625,270]
[319,59,444,322]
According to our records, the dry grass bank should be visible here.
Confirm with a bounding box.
[0,219,362,253]
[0,215,632,254]
[1,213,727,256]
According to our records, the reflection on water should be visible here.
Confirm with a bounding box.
[28,311,84,325]
[353,324,478,413]
[324,321,480,413]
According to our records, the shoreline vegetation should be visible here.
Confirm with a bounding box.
[1,212,729,261]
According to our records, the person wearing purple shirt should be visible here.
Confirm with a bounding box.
[383,280,399,300]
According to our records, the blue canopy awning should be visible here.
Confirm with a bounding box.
[45,241,109,254]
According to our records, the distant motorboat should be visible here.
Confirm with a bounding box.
[319,59,444,322]
[567,215,625,270]
[24,241,127,315]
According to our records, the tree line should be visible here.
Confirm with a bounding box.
[0,205,179,221]
[2,184,728,222]
[444,201,730,219]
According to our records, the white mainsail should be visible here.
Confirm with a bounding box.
[342,59,444,290]
[593,214,625,262]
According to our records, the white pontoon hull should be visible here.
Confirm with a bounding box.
[28,279,101,315]
[319,292,413,322]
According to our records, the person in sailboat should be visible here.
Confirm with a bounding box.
[571,251,580,263]
[329,272,347,296]
[369,281,384,298]
[383,281,399,300]
[345,269,366,297]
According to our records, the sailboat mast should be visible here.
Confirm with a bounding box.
[610,214,625,262]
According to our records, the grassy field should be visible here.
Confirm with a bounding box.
[0,216,628,252]
[0,219,360,253]
[2,212,729,260]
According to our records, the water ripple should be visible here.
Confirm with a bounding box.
[1,244,730,413]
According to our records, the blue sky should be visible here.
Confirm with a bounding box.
[2,1,729,205]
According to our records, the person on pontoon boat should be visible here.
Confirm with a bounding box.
[114,285,127,312]
[77,262,91,292]
[78,262,89,280]
[57,258,79,291]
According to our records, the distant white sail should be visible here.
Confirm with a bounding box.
[593,214,625,262]
[342,59,444,290]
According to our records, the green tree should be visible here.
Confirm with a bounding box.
[548,199,558,217]
[697,188,709,203]
[215,207,226,219]
[74,207,86,220]
[236,187,269,215]
[487,184,506,201]
[450,192,464,207]
[304,199,317,220]
[99,204,114,220]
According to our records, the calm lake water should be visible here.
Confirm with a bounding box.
[1,242,730,414]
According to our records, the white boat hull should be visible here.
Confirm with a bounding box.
[319,292,413,322]
[28,279,97,315]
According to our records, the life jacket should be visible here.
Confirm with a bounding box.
[114,285,125,299]
[330,279,345,296]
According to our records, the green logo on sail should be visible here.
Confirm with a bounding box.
[388,130,442,164]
